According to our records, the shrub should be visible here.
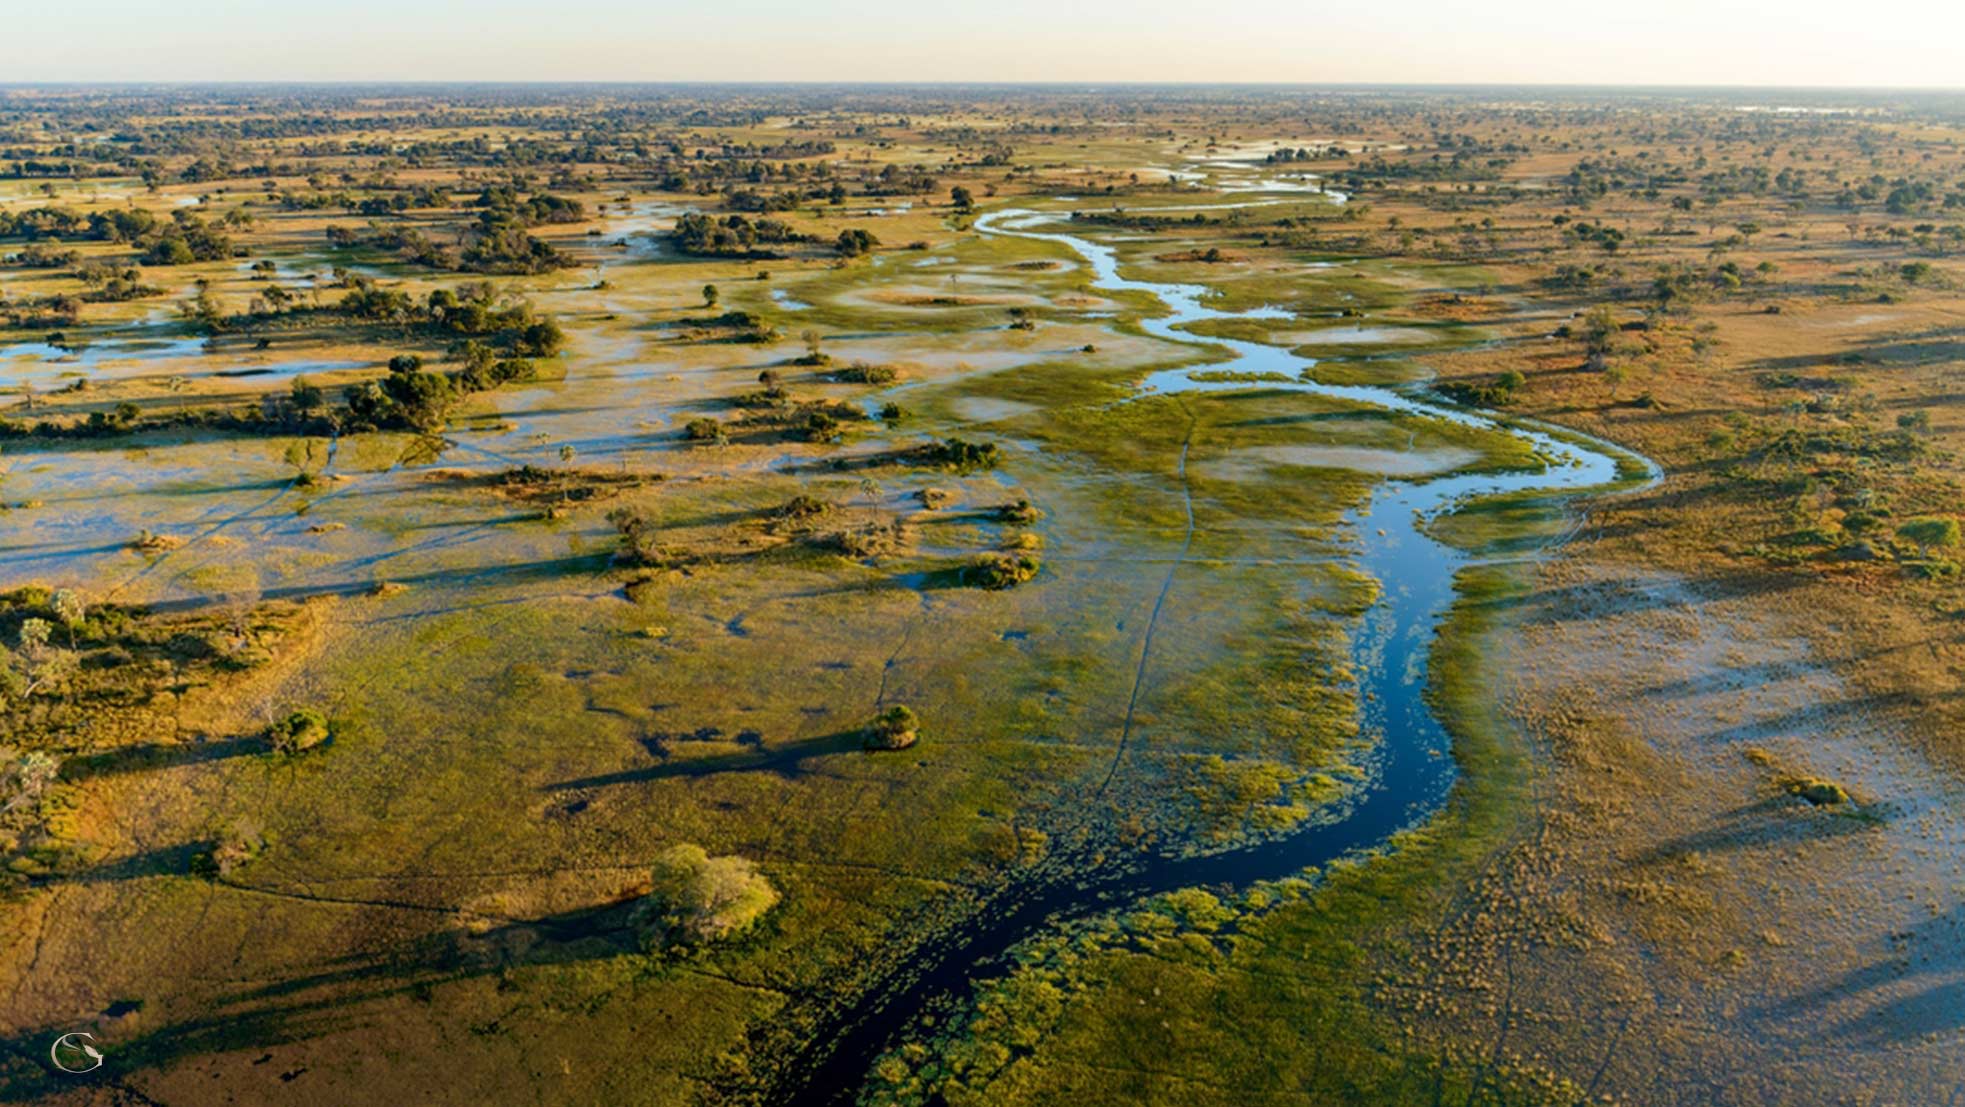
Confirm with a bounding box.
[683,417,724,442]
[864,705,920,751]
[191,819,266,879]
[776,494,831,521]
[813,523,903,559]
[965,552,1040,590]
[268,708,331,754]
[635,844,778,948]
[996,497,1040,524]
[1784,777,1850,806]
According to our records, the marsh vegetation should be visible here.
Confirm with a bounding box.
[2,82,1964,1107]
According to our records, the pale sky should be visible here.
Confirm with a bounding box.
[4,0,1962,88]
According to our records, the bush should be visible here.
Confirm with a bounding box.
[801,410,842,442]
[268,708,331,754]
[683,417,724,442]
[813,523,903,559]
[635,844,778,948]
[996,497,1040,524]
[1784,777,1850,807]
[834,361,898,385]
[965,552,1040,590]
[776,494,831,521]
[864,705,920,751]
[191,819,265,878]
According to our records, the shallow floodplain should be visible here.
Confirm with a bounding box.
[0,112,1657,1107]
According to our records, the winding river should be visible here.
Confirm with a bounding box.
[770,203,1655,1105]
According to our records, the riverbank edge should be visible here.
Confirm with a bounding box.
[855,558,1590,1105]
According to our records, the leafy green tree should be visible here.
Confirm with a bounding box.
[835,228,878,257]
[0,747,59,818]
[51,589,86,648]
[377,355,454,432]
[703,283,719,308]
[1580,304,1620,353]
[1898,516,1961,559]
[635,844,779,948]
[6,618,75,700]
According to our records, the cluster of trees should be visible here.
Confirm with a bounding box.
[1,343,538,442]
[1071,209,1216,230]
[1438,369,1527,407]
[1555,216,1626,254]
[724,188,802,213]
[1649,259,1775,304]
[0,207,158,242]
[277,277,567,358]
[671,212,806,258]
[457,219,568,273]
[0,204,233,268]
[1340,151,1510,187]
[75,260,158,302]
[476,186,585,225]
[671,215,872,259]
[316,190,578,274]
[337,352,534,433]
[3,244,79,268]
[277,184,450,213]
[142,212,236,265]
[865,163,939,196]
[1265,146,1346,163]
[0,292,82,329]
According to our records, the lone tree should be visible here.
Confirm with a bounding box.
[51,589,87,648]
[835,228,878,258]
[3,618,76,701]
[1897,516,1961,559]
[951,185,975,213]
[702,283,719,308]
[635,844,779,949]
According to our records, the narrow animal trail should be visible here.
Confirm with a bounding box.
[1100,419,1195,796]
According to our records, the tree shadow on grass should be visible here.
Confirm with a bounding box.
[1755,902,1965,1047]
[1631,796,1881,866]
[60,734,265,784]
[543,727,870,791]
[36,840,213,887]
[137,551,613,617]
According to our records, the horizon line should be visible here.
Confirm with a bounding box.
[2,79,1964,94]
